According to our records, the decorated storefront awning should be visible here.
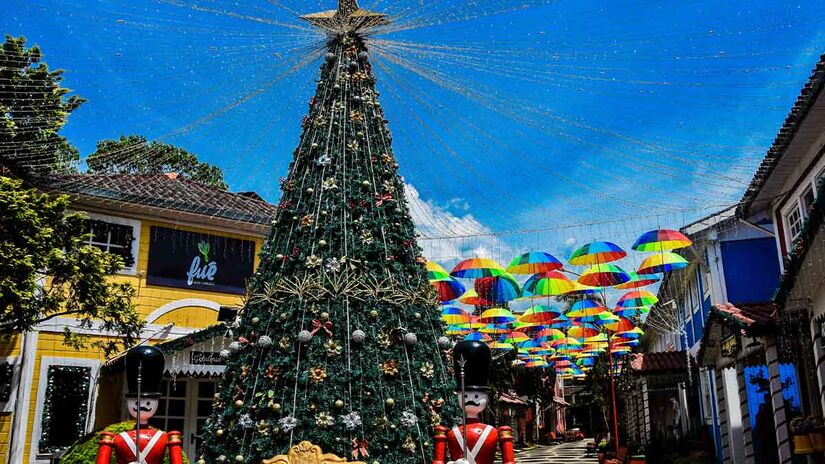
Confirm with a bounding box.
[102,324,232,376]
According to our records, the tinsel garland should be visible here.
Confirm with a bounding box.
[38,365,92,453]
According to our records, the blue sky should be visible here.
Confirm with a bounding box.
[4,0,825,261]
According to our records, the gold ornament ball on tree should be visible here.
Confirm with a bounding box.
[235,455,245,462]
[271,402,281,412]
[370,310,379,318]
[335,400,345,409]
[216,429,224,437]
[385,398,395,407]
[235,400,244,407]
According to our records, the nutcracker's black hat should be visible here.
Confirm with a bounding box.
[125,345,165,398]
[452,340,491,392]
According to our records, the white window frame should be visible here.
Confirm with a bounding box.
[0,355,20,413]
[30,357,100,463]
[783,198,805,245]
[83,212,141,275]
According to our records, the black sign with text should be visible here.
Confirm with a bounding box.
[146,226,255,294]
[190,351,225,366]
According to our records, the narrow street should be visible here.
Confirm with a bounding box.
[515,441,598,464]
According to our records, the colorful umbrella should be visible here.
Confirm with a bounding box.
[567,299,607,319]
[522,271,575,297]
[582,311,620,326]
[512,320,541,330]
[457,289,483,306]
[550,337,583,348]
[613,306,648,318]
[501,332,531,344]
[520,305,563,324]
[507,251,563,274]
[441,306,472,324]
[603,316,635,333]
[445,324,472,336]
[489,341,515,351]
[426,261,451,282]
[451,258,506,279]
[475,274,522,304]
[637,252,688,275]
[617,290,658,308]
[567,281,602,295]
[432,278,466,303]
[568,241,627,266]
[568,325,600,340]
[633,229,692,252]
[614,327,644,339]
[479,324,512,334]
[614,272,660,290]
[535,328,566,342]
[464,332,492,342]
[479,307,516,324]
[578,263,631,287]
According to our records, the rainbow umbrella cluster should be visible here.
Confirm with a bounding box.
[426,228,691,379]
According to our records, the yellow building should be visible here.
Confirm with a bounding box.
[0,173,276,463]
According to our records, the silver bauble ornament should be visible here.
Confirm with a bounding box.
[257,335,273,348]
[351,329,366,344]
[228,341,242,352]
[437,336,452,349]
[404,333,418,346]
[235,455,245,462]
[219,349,231,359]
[298,330,313,343]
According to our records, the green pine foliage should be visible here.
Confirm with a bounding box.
[87,135,228,190]
[0,35,84,177]
[60,420,190,464]
[200,34,458,464]
[0,176,142,356]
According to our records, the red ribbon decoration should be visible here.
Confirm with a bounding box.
[374,193,395,206]
[310,319,333,337]
[352,439,369,459]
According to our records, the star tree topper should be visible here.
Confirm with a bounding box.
[301,0,390,33]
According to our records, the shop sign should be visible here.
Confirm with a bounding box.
[720,331,739,359]
[147,226,255,294]
[190,351,225,366]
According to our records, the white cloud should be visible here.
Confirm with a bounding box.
[404,183,512,267]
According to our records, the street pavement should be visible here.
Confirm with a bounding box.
[514,440,598,464]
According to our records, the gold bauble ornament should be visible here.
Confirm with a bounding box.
[271,402,282,412]
[370,310,379,318]
[235,455,245,462]
[216,429,224,437]
[385,398,395,407]
[235,400,244,407]
[335,400,345,409]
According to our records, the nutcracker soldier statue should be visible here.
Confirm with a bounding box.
[432,340,516,464]
[96,345,184,464]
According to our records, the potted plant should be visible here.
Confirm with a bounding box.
[596,439,608,463]
[807,416,825,452]
[791,416,814,454]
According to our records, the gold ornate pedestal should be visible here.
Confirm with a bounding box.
[263,441,366,464]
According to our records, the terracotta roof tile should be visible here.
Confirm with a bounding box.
[42,173,278,225]
[713,302,776,329]
[629,351,691,373]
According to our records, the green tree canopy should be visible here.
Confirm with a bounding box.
[0,176,142,356]
[0,35,84,177]
[87,135,228,189]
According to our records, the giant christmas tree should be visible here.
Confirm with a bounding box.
[200,2,459,463]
